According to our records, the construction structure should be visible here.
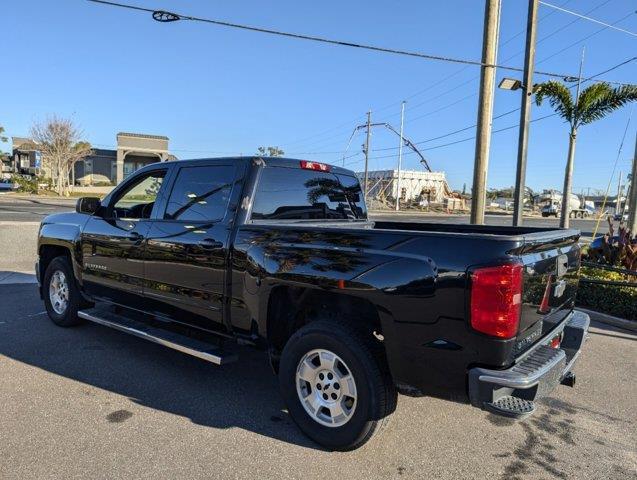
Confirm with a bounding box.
[358,169,463,210]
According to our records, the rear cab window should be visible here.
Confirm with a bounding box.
[251,166,367,221]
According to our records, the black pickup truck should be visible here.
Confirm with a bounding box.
[37,157,589,450]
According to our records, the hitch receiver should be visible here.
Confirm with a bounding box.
[561,371,576,388]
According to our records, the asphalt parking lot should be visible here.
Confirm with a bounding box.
[0,195,634,479]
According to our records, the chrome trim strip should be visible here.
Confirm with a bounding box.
[78,310,230,365]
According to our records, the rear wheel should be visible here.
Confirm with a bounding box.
[43,256,84,327]
[278,321,396,451]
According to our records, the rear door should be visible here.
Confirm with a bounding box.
[143,161,243,330]
[514,231,581,356]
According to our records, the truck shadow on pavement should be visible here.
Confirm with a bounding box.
[0,285,323,451]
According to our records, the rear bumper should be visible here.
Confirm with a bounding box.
[468,310,590,410]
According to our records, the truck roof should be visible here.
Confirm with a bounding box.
[170,156,357,176]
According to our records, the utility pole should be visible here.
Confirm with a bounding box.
[395,101,406,211]
[560,48,585,229]
[512,0,539,226]
[470,0,501,225]
[628,132,637,235]
[363,110,371,198]
[616,170,623,215]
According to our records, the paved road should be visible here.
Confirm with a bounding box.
[0,195,634,478]
[0,284,635,479]
[0,195,77,223]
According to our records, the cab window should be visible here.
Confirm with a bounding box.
[164,165,236,222]
[111,171,165,219]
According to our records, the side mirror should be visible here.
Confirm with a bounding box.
[76,197,101,215]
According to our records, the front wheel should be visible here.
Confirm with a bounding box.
[278,321,397,451]
[43,256,84,327]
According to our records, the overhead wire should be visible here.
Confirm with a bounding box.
[591,107,633,240]
[87,0,636,162]
[357,56,637,156]
[87,0,595,80]
[271,1,632,152]
[540,1,637,37]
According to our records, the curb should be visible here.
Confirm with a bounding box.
[578,308,637,332]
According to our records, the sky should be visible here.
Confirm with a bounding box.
[3,0,636,194]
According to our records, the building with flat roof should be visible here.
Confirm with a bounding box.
[4,132,175,185]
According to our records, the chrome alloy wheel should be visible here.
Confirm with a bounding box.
[295,349,358,427]
[49,270,69,315]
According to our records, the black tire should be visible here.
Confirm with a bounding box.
[278,321,397,451]
[43,256,84,327]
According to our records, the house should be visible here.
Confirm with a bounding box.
[6,132,175,186]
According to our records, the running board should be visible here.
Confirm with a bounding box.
[78,305,237,365]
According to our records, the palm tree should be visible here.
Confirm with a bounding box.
[534,81,637,228]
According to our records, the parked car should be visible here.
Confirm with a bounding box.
[36,157,589,450]
[614,211,629,222]
[0,179,16,191]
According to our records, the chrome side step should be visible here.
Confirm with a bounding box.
[78,305,237,365]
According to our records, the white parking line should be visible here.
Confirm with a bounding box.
[0,221,41,226]
[0,272,38,284]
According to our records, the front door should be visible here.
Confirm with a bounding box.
[81,168,167,306]
[143,163,239,330]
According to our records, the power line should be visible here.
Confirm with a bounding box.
[88,0,594,80]
[368,0,577,118]
[540,1,637,37]
[369,0,620,127]
[283,1,630,151]
[88,0,635,160]
[361,113,559,162]
[393,3,632,127]
[354,57,636,156]
[154,55,635,160]
[538,10,636,64]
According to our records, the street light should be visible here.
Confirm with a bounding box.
[498,77,523,91]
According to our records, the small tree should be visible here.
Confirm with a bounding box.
[256,146,285,157]
[0,125,7,144]
[31,116,92,195]
[534,81,637,227]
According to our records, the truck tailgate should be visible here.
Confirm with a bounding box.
[514,230,581,357]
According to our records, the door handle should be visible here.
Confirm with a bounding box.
[198,238,223,250]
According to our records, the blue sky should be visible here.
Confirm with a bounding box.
[3,0,636,193]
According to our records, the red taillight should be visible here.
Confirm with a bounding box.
[300,160,331,172]
[470,264,523,339]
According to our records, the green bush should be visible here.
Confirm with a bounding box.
[10,174,39,193]
[576,266,637,320]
